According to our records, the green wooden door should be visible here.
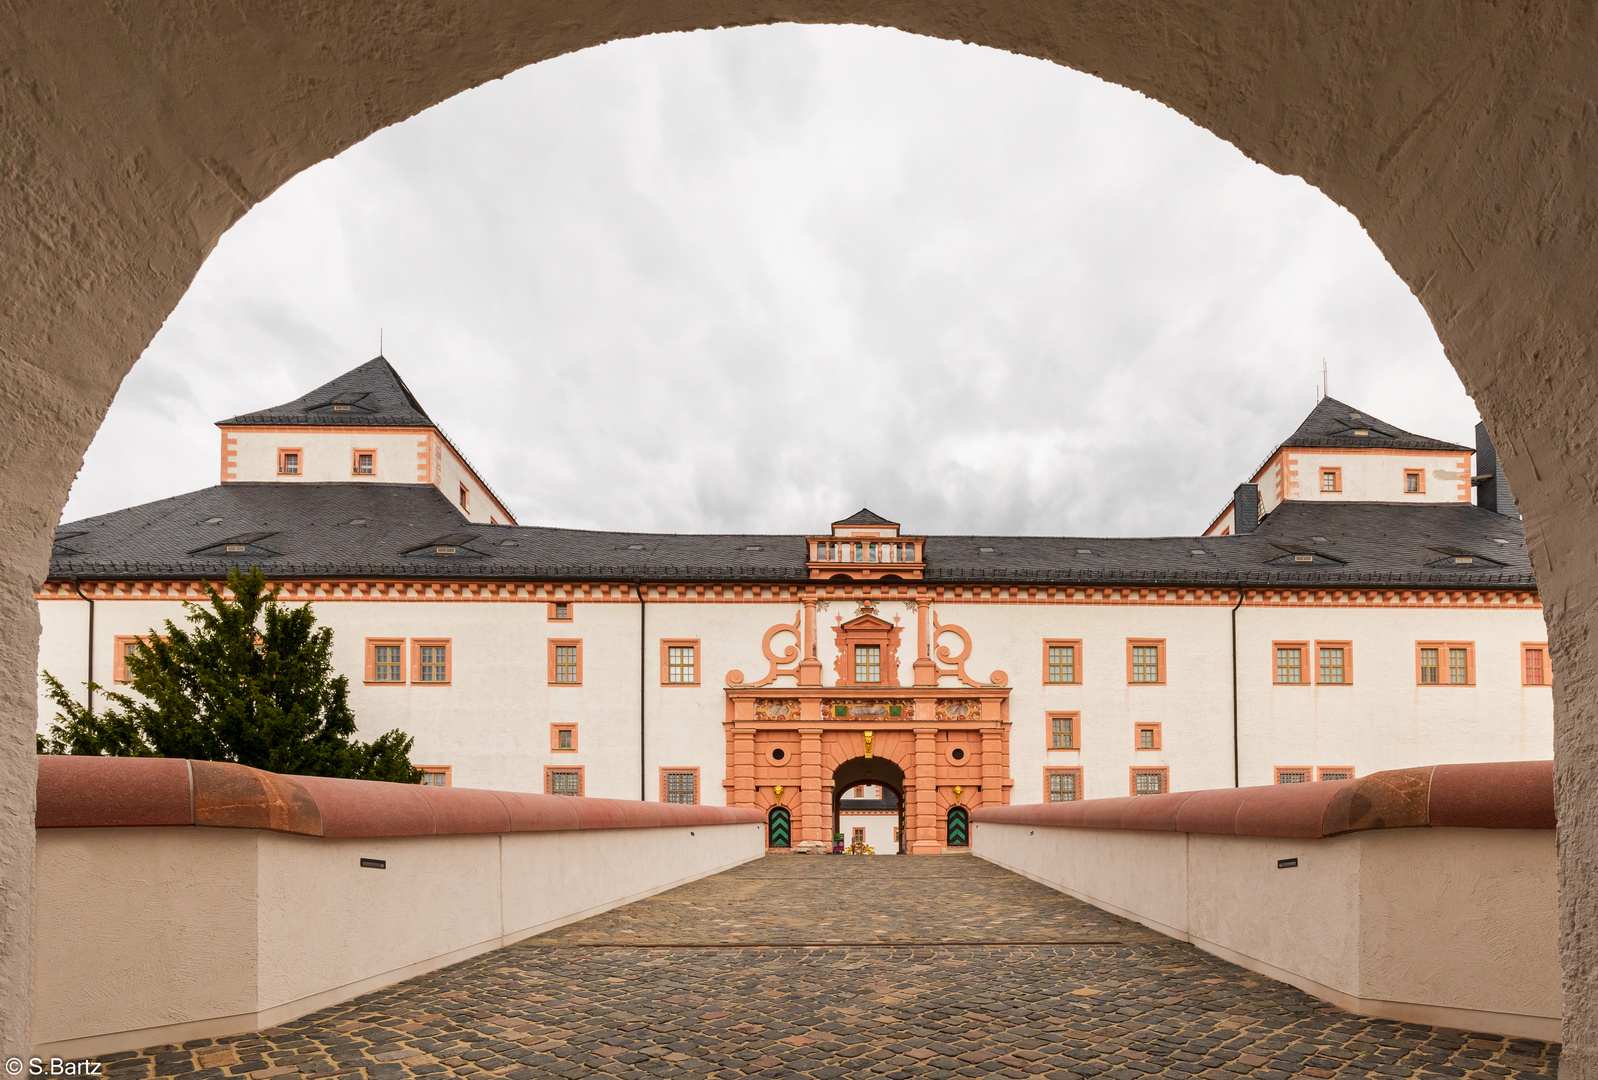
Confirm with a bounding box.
[768,806,791,848]
[946,806,969,847]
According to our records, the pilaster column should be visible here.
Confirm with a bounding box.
[798,591,822,685]
[798,723,824,846]
[910,725,941,854]
[732,725,756,808]
[913,595,937,686]
[980,726,1004,808]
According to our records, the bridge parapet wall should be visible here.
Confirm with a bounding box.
[32,756,765,1058]
[972,761,1558,1041]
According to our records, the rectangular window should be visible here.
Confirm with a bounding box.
[545,767,584,796]
[1127,639,1165,684]
[1404,470,1423,493]
[352,449,376,476]
[1274,644,1305,684]
[411,640,450,684]
[550,639,583,685]
[1043,640,1081,684]
[365,638,406,684]
[1131,768,1168,796]
[1419,646,1440,684]
[855,644,881,684]
[1321,469,1339,492]
[419,766,451,787]
[1048,712,1077,751]
[662,768,699,805]
[1275,767,1311,784]
[1135,723,1161,750]
[1317,767,1355,782]
[551,724,577,752]
[661,639,700,686]
[276,448,301,476]
[1046,768,1081,802]
[1316,642,1352,685]
[548,602,572,620]
[1524,644,1550,686]
[112,635,147,684]
[459,483,470,511]
[1418,642,1473,686]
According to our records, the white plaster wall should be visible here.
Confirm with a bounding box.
[229,430,425,485]
[430,438,505,524]
[969,822,1190,935]
[1236,604,1552,787]
[975,821,1559,1039]
[35,821,765,1057]
[36,594,1552,805]
[1290,451,1471,504]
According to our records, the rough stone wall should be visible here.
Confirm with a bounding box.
[3,1,1594,1063]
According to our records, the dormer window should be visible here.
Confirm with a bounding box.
[435,545,456,555]
[1353,429,1370,437]
[807,510,924,579]
[333,404,351,411]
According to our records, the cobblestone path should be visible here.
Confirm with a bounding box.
[100,855,1559,1080]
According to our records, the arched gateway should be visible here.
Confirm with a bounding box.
[725,540,1011,853]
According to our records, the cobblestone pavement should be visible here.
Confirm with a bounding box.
[99,855,1559,1080]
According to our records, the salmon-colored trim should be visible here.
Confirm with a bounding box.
[1126,638,1166,685]
[1272,641,1310,685]
[1135,722,1162,750]
[661,638,701,686]
[1404,468,1426,494]
[220,430,239,483]
[352,448,377,477]
[364,637,406,684]
[35,755,763,833]
[550,723,578,752]
[1417,640,1475,686]
[33,579,1545,610]
[276,447,303,477]
[1042,639,1083,684]
[1274,766,1313,784]
[410,637,451,685]
[1317,466,1343,494]
[417,765,452,787]
[549,638,583,685]
[1316,766,1355,781]
[1043,766,1084,802]
[974,761,1554,837]
[1522,642,1551,686]
[547,601,573,621]
[1129,766,1169,796]
[661,766,702,805]
[544,765,585,796]
[1314,640,1353,685]
[1046,711,1079,751]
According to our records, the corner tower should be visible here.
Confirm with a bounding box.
[215,356,516,524]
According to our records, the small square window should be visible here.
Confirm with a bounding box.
[419,767,451,787]
[1321,471,1337,491]
[1132,769,1167,796]
[549,602,572,621]
[372,643,404,683]
[353,449,376,476]
[662,640,700,685]
[1405,471,1422,493]
[277,448,301,476]
[663,769,699,805]
[551,724,578,752]
[1136,724,1161,750]
[1047,770,1080,802]
[546,768,584,796]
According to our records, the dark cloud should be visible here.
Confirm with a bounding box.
[63,25,1475,537]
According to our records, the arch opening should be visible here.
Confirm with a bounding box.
[833,755,907,855]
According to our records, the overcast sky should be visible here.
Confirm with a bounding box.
[63,25,1477,538]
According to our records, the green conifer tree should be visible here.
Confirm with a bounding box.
[40,567,422,783]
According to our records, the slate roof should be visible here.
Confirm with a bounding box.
[832,509,899,529]
[46,483,1536,589]
[217,357,434,428]
[1275,397,1472,453]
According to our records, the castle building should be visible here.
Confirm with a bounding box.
[37,359,1551,853]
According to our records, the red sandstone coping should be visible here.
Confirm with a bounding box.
[970,761,1555,838]
[34,756,764,838]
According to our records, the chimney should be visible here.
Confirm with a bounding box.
[1233,483,1260,534]
[1475,421,1520,517]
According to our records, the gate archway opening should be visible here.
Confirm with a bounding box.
[832,756,907,855]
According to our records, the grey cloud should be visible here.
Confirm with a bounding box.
[63,25,1476,539]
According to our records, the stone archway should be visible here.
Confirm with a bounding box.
[7,6,1598,1067]
[832,755,908,854]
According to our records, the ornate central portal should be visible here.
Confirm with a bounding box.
[723,588,1013,853]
